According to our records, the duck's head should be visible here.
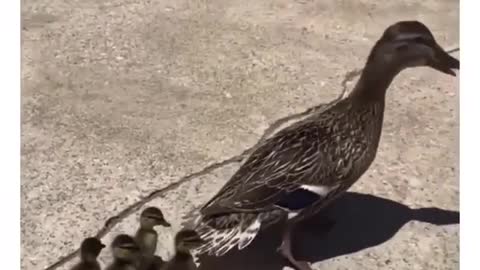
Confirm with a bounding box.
[111,234,141,261]
[80,237,105,261]
[174,229,205,253]
[368,21,459,76]
[140,207,171,228]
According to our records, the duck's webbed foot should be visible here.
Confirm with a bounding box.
[277,221,312,270]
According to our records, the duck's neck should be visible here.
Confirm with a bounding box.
[80,254,97,263]
[139,223,155,230]
[349,55,401,103]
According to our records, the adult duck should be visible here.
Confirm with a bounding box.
[188,21,459,270]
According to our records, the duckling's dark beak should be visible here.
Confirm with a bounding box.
[430,43,459,76]
[100,243,106,249]
[160,220,171,227]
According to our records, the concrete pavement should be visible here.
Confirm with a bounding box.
[21,0,459,269]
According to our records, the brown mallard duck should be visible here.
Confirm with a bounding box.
[186,21,459,270]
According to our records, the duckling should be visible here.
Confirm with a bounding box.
[70,237,105,270]
[186,21,459,270]
[106,234,141,270]
[161,229,205,270]
[134,207,171,270]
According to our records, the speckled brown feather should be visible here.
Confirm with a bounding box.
[200,98,384,217]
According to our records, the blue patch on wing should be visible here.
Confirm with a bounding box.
[275,188,321,211]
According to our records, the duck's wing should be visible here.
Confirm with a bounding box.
[200,121,345,217]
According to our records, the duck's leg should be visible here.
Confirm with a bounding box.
[277,220,312,270]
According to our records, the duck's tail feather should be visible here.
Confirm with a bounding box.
[191,212,262,257]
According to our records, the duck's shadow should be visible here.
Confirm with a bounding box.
[198,192,459,270]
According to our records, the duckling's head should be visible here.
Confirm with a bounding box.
[140,207,171,228]
[111,234,141,261]
[174,229,205,253]
[80,237,105,261]
[368,21,459,76]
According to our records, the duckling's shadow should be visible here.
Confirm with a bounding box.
[198,192,459,270]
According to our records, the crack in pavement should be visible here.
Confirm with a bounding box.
[43,45,459,270]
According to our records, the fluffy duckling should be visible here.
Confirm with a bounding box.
[70,237,105,270]
[106,234,141,270]
[134,207,171,270]
[161,229,205,270]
